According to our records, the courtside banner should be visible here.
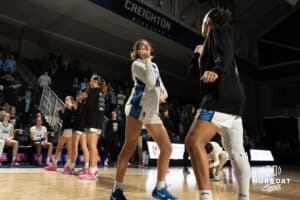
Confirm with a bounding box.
[147,141,185,160]
[89,0,202,49]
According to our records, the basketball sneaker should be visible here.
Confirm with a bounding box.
[152,186,178,200]
[110,188,127,200]
[45,164,57,171]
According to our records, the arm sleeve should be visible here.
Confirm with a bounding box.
[187,53,200,80]
[209,27,226,77]
[132,59,159,87]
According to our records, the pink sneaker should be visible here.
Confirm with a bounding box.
[11,160,20,167]
[95,170,99,177]
[77,168,88,176]
[45,164,57,171]
[46,160,51,166]
[62,166,73,175]
[79,170,98,180]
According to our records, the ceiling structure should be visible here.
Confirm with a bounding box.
[0,0,299,81]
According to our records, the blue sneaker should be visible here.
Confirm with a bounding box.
[152,186,178,200]
[110,189,127,200]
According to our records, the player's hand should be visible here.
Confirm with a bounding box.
[200,71,219,83]
[194,45,203,54]
[160,93,167,103]
[138,49,151,59]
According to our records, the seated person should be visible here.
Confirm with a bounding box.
[0,112,19,166]
[30,116,53,166]
[205,141,229,181]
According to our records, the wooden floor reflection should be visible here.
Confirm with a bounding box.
[0,166,299,200]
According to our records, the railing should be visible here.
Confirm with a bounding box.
[39,85,65,132]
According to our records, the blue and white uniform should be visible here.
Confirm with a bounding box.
[0,122,13,158]
[125,58,167,124]
[0,122,13,140]
[30,126,47,141]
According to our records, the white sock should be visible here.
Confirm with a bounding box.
[65,160,71,167]
[84,162,89,169]
[113,181,124,192]
[157,181,166,190]
[46,157,50,163]
[199,190,213,200]
[12,155,16,161]
[90,166,98,174]
[70,163,75,169]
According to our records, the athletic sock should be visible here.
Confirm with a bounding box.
[90,166,98,174]
[157,181,166,190]
[113,181,124,192]
[199,190,213,200]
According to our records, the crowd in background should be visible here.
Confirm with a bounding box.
[1,44,298,167]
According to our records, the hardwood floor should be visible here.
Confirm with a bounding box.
[0,166,299,200]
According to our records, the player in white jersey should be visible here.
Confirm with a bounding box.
[0,112,19,166]
[124,59,168,123]
[110,39,177,200]
[30,116,53,166]
[205,141,228,181]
